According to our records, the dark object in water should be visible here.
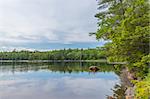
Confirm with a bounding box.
[89,66,99,72]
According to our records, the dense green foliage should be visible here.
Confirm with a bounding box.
[0,48,105,60]
[95,0,150,98]
[134,69,150,98]
[95,0,149,77]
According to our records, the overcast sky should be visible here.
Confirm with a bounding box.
[0,0,104,51]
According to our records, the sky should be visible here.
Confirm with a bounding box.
[0,0,105,51]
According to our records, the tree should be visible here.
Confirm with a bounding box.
[94,0,150,77]
[0,48,106,61]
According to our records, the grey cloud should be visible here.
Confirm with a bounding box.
[0,0,100,50]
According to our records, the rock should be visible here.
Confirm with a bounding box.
[107,96,115,99]
[125,96,134,99]
[89,66,99,72]
[125,87,135,99]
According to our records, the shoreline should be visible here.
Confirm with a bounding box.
[0,60,128,65]
[120,68,135,99]
[0,60,107,63]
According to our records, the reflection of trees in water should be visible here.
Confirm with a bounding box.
[107,68,128,99]
[106,78,126,99]
[0,62,114,73]
[110,84,126,99]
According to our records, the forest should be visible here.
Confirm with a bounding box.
[0,48,106,60]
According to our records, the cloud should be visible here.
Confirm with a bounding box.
[0,0,101,51]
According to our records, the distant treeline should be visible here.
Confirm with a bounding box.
[0,48,106,60]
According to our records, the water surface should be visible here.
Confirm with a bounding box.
[0,62,120,99]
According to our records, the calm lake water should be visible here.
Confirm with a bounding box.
[0,62,121,99]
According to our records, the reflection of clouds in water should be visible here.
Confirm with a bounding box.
[0,77,119,99]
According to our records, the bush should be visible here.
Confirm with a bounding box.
[134,70,150,98]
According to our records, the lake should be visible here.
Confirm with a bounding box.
[0,62,121,99]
